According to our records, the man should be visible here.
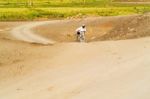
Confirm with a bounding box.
[75,24,86,42]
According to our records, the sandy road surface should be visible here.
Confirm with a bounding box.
[0,16,150,99]
[11,21,56,45]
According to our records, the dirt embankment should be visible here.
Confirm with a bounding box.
[34,14,150,43]
[2,14,148,44]
[100,14,150,40]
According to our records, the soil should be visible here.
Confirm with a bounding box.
[0,14,150,99]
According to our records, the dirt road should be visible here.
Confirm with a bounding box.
[11,21,56,45]
[0,15,150,99]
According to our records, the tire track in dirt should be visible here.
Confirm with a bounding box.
[11,21,56,45]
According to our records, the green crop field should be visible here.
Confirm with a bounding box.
[0,0,111,7]
[0,0,149,7]
[113,0,150,2]
[0,0,149,21]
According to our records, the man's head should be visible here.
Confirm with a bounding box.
[82,24,85,28]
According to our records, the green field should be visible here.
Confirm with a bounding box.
[0,0,150,21]
[113,0,150,2]
[0,0,149,7]
[0,0,112,7]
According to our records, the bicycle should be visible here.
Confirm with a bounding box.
[76,31,85,42]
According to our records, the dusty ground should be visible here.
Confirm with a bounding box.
[0,14,150,99]
[34,14,150,42]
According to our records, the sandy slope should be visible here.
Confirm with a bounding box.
[0,16,150,99]
[11,21,56,45]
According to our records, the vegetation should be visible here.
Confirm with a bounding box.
[0,0,149,7]
[113,0,150,2]
[0,0,149,21]
[0,0,111,7]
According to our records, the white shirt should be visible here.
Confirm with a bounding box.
[76,27,86,33]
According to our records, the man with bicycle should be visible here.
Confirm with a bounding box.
[75,24,86,42]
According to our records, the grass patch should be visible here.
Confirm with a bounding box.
[0,0,111,8]
[0,7,150,21]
